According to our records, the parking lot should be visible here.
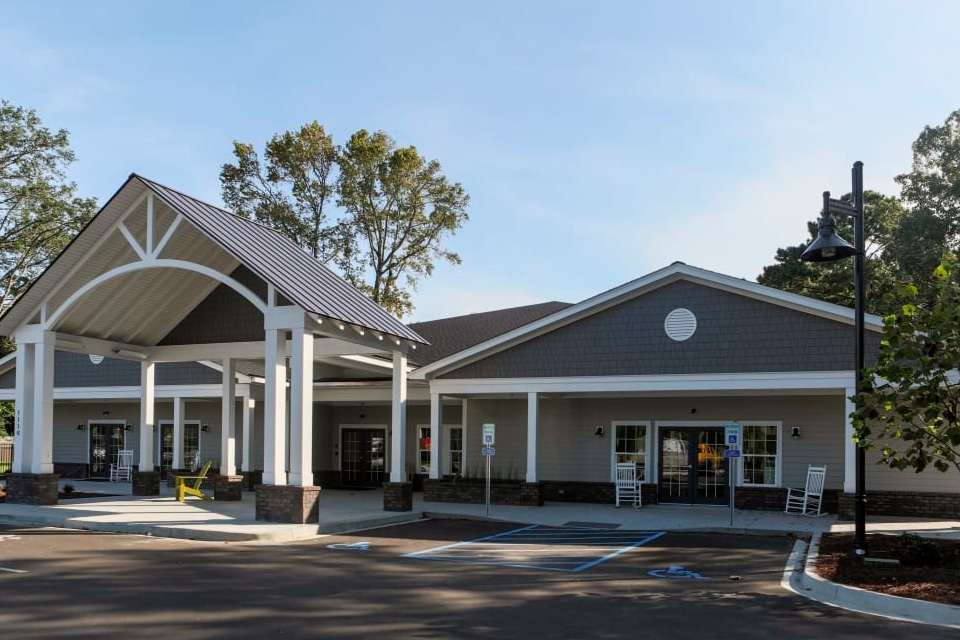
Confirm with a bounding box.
[1,518,955,640]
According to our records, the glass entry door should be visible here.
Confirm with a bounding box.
[341,428,387,487]
[89,423,126,478]
[658,427,728,504]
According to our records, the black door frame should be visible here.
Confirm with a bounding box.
[88,422,126,478]
[339,425,388,487]
[657,425,728,505]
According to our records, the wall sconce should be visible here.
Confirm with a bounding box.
[201,424,210,432]
[124,424,132,431]
[77,423,85,431]
[791,426,802,440]
[102,410,110,416]
[594,426,604,438]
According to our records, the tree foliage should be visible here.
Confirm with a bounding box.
[0,101,97,323]
[221,125,468,317]
[758,108,960,314]
[852,259,960,486]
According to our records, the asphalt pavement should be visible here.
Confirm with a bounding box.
[1,519,955,640]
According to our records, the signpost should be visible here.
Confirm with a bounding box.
[482,424,496,516]
[724,423,741,526]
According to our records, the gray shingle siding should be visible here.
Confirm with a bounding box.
[47,352,223,387]
[0,369,13,388]
[159,265,265,345]
[443,280,882,379]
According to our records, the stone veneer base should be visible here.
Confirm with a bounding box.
[424,480,545,506]
[383,482,413,511]
[5,473,60,505]
[214,475,243,501]
[242,470,263,492]
[132,470,161,496]
[255,485,321,523]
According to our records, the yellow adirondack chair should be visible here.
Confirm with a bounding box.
[175,460,214,502]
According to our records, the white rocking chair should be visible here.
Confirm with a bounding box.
[785,465,826,516]
[615,462,642,508]
[109,449,134,482]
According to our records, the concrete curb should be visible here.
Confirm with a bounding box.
[0,510,426,543]
[782,533,960,629]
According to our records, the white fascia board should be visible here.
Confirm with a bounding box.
[313,385,431,403]
[29,384,230,401]
[412,262,885,380]
[0,351,15,375]
[427,371,855,396]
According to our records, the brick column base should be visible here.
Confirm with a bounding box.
[214,475,243,501]
[519,482,545,506]
[5,473,60,505]
[255,485,321,523]
[132,470,161,496]
[383,482,413,511]
[242,470,263,491]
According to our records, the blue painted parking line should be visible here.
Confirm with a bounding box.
[403,525,667,573]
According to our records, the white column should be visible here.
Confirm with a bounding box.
[526,391,539,483]
[289,327,314,486]
[461,398,469,475]
[429,393,443,479]
[263,328,287,485]
[242,397,255,473]
[29,333,55,474]
[173,396,185,469]
[221,358,237,476]
[12,341,35,474]
[139,361,156,472]
[390,351,407,483]
[844,388,856,494]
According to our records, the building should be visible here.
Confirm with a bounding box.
[2,176,957,521]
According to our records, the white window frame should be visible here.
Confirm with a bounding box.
[654,420,782,487]
[156,420,202,468]
[415,423,465,476]
[739,423,782,488]
[609,420,652,483]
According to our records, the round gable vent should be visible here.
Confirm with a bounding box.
[89,354,105,365]
[664,308,697,342]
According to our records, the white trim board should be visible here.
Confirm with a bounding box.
[428,371,855,396]
[412,262,885,380]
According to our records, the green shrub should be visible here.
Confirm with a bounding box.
[898,533,942,567]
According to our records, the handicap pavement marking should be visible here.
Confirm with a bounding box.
[648,565,708,579]
[327,541,371,551]
[403,525,667,573]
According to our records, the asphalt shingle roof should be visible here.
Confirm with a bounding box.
[408,301,571,366]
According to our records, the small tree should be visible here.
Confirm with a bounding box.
[853,259,960,511]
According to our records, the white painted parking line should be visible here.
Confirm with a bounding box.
[404,525,666,572]
[0,567,27,574]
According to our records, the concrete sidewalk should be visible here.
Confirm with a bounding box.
[1,479,957,543]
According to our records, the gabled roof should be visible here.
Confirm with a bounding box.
[411,262,885,380]
[0,174,425,346]
[409,301,571,366]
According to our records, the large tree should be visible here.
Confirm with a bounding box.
[221,125,469,317]
[0,101,97,355]
[758,108,960,314]
[852,259,960,511]
[335,130,469,317]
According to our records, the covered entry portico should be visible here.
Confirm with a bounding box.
[0,174,426,521]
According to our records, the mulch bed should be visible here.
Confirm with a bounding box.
[815,532,960,605]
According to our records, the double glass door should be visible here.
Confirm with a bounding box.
[658,427,728,504]
[89,423,126,478]
[341,428,386,487]
[157,423,201,475]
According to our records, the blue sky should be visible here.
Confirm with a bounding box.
[4,1,960,321]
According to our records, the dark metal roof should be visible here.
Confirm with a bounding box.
[408,301,571,365]
[133,175,426,345]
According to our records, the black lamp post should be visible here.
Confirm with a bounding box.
[800,160,867,556]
